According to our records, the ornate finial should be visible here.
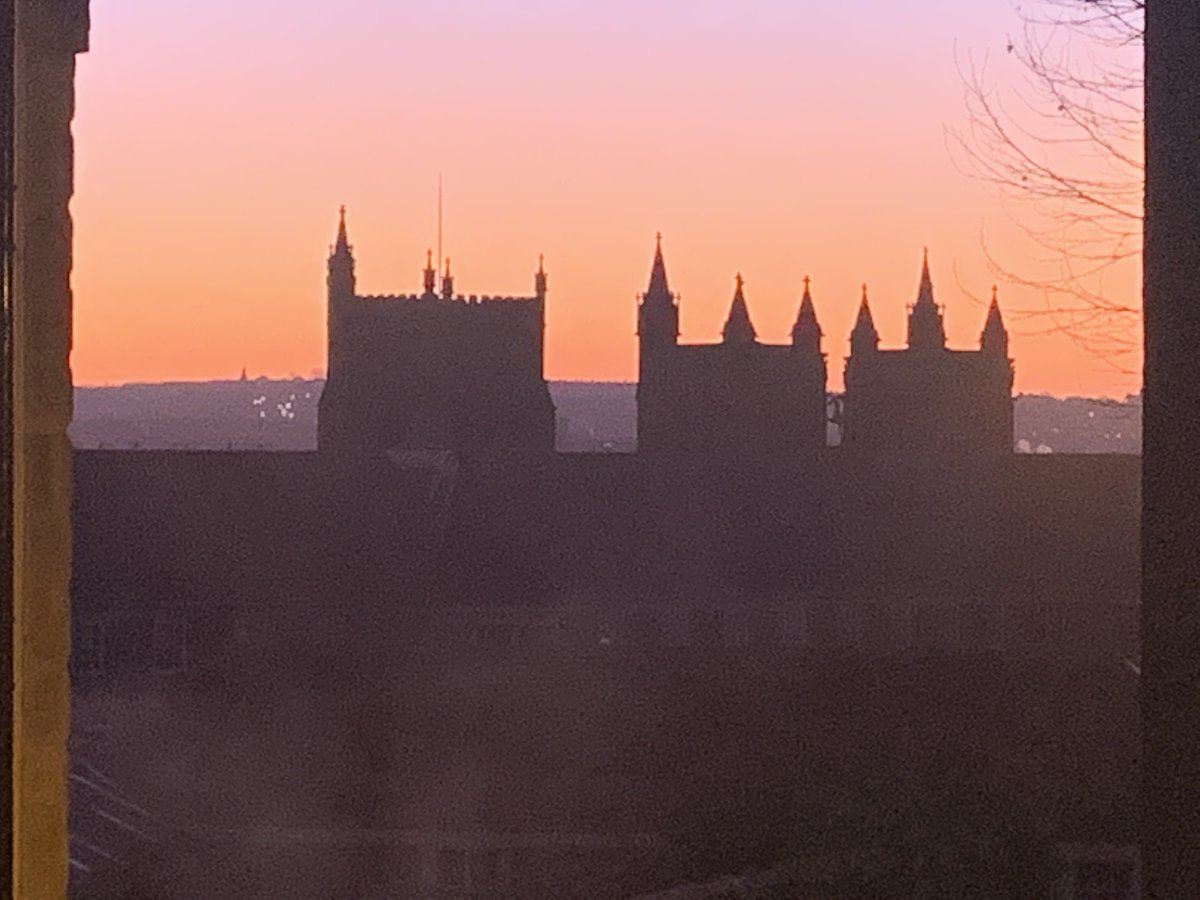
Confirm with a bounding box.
[444,257,452,277]
[426,248,433,269]
[538,253,545,273]
[339,204,346,220]
[803,275,811,293]
[991,284,999,303]
[923,246,929,264]
[656,231,662,248]
[736,272,744,291]
[862,282,868,301]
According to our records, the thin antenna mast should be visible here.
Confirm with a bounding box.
[436,174,443,293]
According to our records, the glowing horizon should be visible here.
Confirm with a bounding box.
[70,1,1142,398]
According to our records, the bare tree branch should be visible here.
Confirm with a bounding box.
[948,0,1144,373]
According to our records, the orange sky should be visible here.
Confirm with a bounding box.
[70,1,1142,397]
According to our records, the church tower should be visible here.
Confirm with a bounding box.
[634,240,830,462]
[842,256,1016,457]
[637,234,679,455]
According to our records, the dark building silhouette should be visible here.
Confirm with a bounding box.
[67,447,1141,897]
[318,224,1010,465]
[842,251,1014,455]
[636,235,828,462]
[318,208,555,459]
[66,226,1142,897]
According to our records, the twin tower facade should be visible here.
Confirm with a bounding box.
[638,238,1014,462]
[318,210,1014,461]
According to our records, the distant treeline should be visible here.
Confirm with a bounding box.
[69,380,1140,454]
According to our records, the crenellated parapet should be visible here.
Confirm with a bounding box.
[355,293,541,306]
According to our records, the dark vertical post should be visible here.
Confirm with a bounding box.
[1141,1,1200,896]
[0,0,15,888]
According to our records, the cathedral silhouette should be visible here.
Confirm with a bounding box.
[319,210,1013,463]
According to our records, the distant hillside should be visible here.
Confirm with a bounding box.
[69,380,1139,454]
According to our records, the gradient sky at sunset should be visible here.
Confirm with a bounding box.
[71,0,1142,396]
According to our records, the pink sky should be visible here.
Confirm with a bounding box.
[70,1,1142,397]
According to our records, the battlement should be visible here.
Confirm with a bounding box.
[354,293,541,306]
[347,293,543,331]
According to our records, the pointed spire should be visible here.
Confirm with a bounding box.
[638,234,678,345]
[722,273,757,344]
[328,206,356,296]
[981,284,1009,354]
[908,247,946,350]
[792,275,823,352]
[851,283,879,352]
[646,232,671,300]
[915,247,936,310]
[441,257,454,300]
[535,254,548,298]
[334,205,349,252]
[423,249,436,296]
